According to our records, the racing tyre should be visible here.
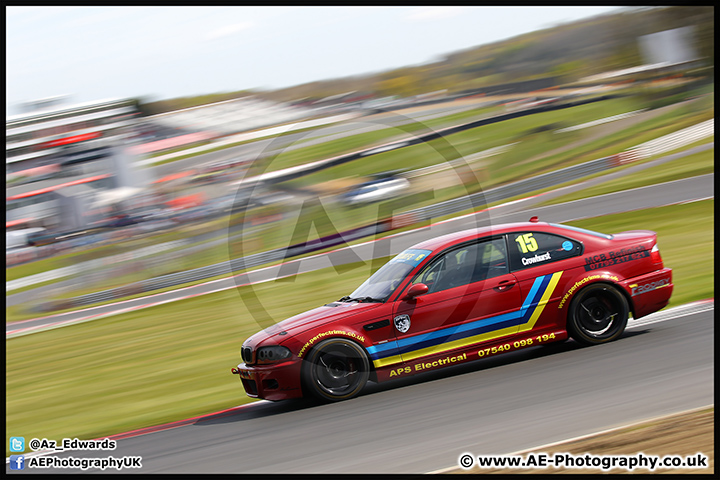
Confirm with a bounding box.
[302,338,370,401]
[567,284,629,346]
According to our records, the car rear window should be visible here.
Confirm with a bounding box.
[549,223,613,240]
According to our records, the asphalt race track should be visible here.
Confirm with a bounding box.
[7,173,713,336]
[14,307,713,473]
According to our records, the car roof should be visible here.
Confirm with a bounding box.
[409,221,596,253]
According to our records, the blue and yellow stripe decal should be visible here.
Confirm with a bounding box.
[367,271,563,368]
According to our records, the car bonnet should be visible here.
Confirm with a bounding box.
[245,302,384,347]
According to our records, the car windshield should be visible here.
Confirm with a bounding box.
[346,248,432,301]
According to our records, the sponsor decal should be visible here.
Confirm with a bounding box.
[478,331,563,357]
[608,246,645,258]
[367,271,564,368]
[562,240,573,251]
[521,252,551,266]
[297,330,366,358]
[584,249,649,271]
[394,314,411,333]
[584,246,645,264]
[389,352,468,377]
[389,249,432,267]
[558,274,619,309]
[515,233,539,253]
[630,278,670,296]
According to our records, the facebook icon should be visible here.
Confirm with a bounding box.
[10,455,25,470]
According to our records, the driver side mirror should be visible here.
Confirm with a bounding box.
[403,283,428,300]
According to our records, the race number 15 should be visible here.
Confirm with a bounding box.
[515,233,538,253]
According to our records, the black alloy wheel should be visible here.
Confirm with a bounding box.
[568,283,629,345]
[302,338,370,401]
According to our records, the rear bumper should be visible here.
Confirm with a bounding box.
[231,360,304,401]
[621,268,673,319]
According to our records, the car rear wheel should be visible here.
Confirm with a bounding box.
[302,338,370,402]
[568,284,629,345]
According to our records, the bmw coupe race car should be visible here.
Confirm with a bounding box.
[232,219,673,402]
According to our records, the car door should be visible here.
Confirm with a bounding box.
[505,231,583,333]
[390,237,523,364]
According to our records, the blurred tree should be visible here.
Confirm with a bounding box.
[139,7,713,113]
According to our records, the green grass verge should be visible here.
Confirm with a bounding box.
[540,143,714,206]
[6,200,713,455]
[282,96,644,188]
[250,103,506,173]
[143,102,502,167]
[284,92,712,195]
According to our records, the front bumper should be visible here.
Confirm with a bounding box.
[621,267,673,319]
[231,359,304,401]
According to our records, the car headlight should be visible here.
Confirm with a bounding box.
[256,346,292,364]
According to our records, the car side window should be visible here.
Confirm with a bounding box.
[413,238,508,293]
[508,232,582,270]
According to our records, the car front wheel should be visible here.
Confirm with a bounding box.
[568,284,629,346]
[302,338,370,401]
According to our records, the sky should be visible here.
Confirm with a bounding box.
[6,6,623,115]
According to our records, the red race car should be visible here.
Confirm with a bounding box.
[232,219,672,402]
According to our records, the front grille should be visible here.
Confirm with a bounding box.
[241,346,253,364]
